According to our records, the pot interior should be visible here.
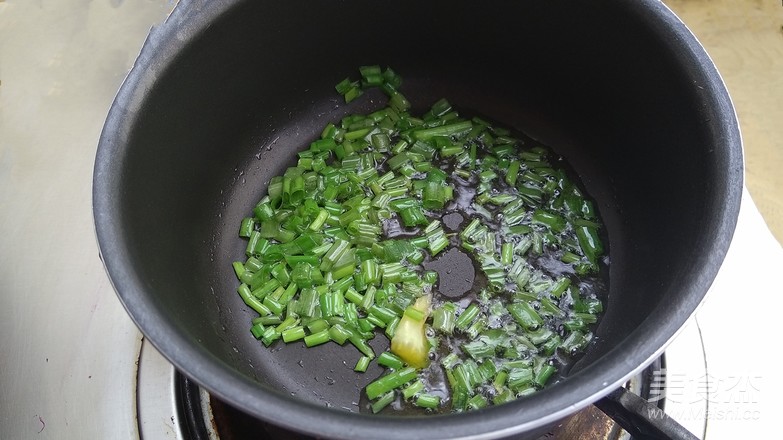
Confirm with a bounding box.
[96,0,741,438]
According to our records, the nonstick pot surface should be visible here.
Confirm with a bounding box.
[94,0,742,438]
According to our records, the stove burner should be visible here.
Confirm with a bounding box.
[175,358,664,440]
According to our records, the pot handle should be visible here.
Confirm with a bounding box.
[594,387,700,440]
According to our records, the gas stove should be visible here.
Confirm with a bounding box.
[0,1,780,439]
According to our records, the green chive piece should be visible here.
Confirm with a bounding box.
[377,352,405,370]
[415,394,441,409]
[371,391,396,413]
[366,367,418,400]
[304,329,331,347]
[355,356,372,373]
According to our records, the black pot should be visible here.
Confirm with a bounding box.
[93,0,742,438]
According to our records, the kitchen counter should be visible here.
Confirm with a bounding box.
[665,0,783,244]
[0,1,173,438]
[1,1,781,439]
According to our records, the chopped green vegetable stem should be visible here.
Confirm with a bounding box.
[233,66,606,416]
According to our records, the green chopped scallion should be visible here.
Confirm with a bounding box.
[233,66,606,416]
